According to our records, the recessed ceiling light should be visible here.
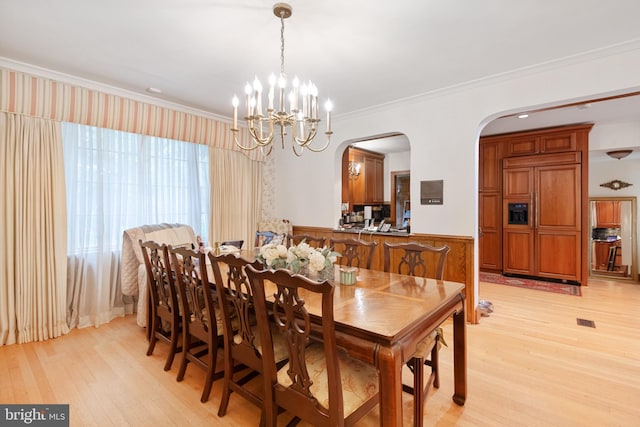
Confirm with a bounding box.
[146,87,162,94]
[578,103,592,110]
[517,114,529,119]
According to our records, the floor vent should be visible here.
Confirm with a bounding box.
[576,318,596,328]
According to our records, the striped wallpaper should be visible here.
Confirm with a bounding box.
[0,68,264,161]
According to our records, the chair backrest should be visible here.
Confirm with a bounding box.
[246,266,345,426]
[140,239,179,321]
[168,245,217,342]
[383,241,450,279]
[329,237,378,269]
[288,234,326,248]
[208,253,263,371]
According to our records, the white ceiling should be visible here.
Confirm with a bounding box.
[2,0,640,150]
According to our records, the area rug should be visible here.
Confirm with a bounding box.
[480,272,582,296]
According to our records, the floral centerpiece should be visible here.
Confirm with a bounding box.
[256,241,340,281]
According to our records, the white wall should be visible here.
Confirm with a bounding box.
[384,150,410,202]
[272,46,640,299]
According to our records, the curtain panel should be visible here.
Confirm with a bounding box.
[0,112,69,345]
[0,67,263,161]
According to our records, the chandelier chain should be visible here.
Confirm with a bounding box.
[280,11,285,76]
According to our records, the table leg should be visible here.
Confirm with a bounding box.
[452,300,467,406]
[376,344,404,426]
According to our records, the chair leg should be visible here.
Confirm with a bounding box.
[146,317,158,356]
[217,347,233,416]
[177,334,189,382]
[164,327,180,371]
[200,343,217,403]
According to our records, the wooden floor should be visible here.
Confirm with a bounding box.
[2,276,639,426]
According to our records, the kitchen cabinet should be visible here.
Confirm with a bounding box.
[505,130,577,157]
[342,147,385,208]
[479,124,591,284]
[502,153,582,282]
[479,141,502,270]
[595,200,621,228]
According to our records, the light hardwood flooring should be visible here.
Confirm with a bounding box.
[1,277,639,426]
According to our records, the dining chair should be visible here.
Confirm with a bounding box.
[246,265,380,427]
[139,240,181,371]
[287,234,326,248]
[168,245,224,403]
[208,252,289,419]
[329,237,378,269]
[383,241,450,427]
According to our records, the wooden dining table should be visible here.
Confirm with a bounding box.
[208,255,466,426]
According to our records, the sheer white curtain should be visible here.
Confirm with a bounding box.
[0,112,69,345]
[62,123,209,329]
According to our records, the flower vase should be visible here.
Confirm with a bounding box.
[318,263,335,282]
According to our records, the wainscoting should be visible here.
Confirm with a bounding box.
[292,226,477,323]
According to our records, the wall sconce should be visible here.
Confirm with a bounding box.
[606,149,633,160]
[348,161,361,179]
[600,179,633,191]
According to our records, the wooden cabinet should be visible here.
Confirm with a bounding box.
[505,129,577,157]
[479,124,591,283]
[342,147,385,207]
[502,153,582,282]
[479,141,502,270]
[595,200,621,228]
[364,155,384,203]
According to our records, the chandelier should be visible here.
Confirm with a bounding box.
[231,3,333,156]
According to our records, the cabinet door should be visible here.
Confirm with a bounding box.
[479,142,501,192]
[349,150,365,206]
[595,200,621,228]
[506,136,538,157]
[536,164,581,229]
[503,167,533,199]
[534,164,581,280]
[479,193,502,270]
[364,155,384,203]
[503,228,534,275]
[539,131,576,153]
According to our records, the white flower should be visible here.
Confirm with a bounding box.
[308,250,326,272]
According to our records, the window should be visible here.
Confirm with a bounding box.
[62,123,209,254]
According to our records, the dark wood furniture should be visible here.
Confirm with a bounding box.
[139,240,181,371]
[287,234,326,248]
[478,124,592,284]
[168,245,223,403]
[208,253,288,419]
[329,237,378,269]
[383,241,451,427]
[241,259,466,426]
[246,266,380,427]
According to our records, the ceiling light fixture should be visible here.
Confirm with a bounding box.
[606,149,633,160]
[231,3,333,156]
[517,114,529,119]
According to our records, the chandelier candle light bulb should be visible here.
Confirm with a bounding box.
[231,2,333,156]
